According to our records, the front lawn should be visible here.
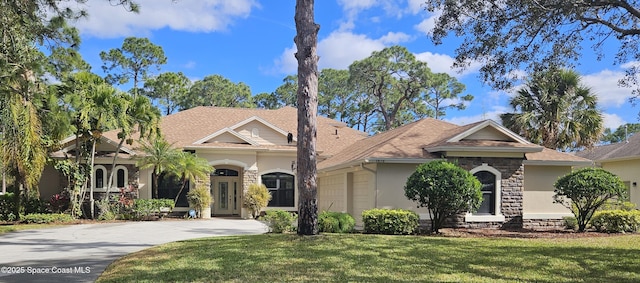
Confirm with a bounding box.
[98,233,640,282]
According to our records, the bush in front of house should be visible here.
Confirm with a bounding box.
[242,183,271,219]
[187,186,212,218]
[21,213,75,224]
[318,211,355,233]
[133,199,175,220]
[260,210,297,233]
[362,208,419,235]
[563,216,578,230]
[591,210,640,233]
[554,167,627,232]
[404,161,482,233]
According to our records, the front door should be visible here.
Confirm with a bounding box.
[212,178,240,215]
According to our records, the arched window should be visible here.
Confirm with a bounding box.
[114,165,128,189]
[94,166,106,189]
[261,172,294,207]
[474,171,496,215]
[466,163,505,222]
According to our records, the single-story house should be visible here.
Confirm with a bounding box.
[575,133,640,206]
[39,106,592,229]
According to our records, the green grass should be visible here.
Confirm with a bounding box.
[98,233,640,283]
[0,223,66,234]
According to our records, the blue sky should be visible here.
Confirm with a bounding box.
[70,0,638,130]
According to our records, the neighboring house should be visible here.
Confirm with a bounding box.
[39,106,591,229]
[575,133,640,206]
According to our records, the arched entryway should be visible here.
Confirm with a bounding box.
[211,166,242,216]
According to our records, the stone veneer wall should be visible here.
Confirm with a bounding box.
[446,157,525,229]
[243,169,259,193]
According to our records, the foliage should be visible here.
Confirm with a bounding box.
[242,183,271,219]
[349,46,432,131]
[563,216,578,231]
[22,193,49,214]
[591,210,640,233]
[96,197,117,221]
[136,137,180,199]
[142,71,191,115]
[554,167,627,232]
[187,186,212,218]
[254,75,298,109]
[98,234,640,283]
[500,69,603,151]
[404,161,482,233]
[179,74,254,109]
[318,211,355,233]
[599,200,637,211]
[20,213,75,224]
[133,199,175,220]
[49,192,70,213]
[260,210,297,233]
[100,37,167,96]
[0,193,18,222]
[425,1,640,95]
[169,152,213,205]
[53,159,87,218]
[361,209,419,235]
[602,123,640,144]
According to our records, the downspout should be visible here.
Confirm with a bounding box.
[360,162,378,208]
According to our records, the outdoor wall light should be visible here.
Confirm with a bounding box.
[291,161,297,172]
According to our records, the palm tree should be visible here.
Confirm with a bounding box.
[170,152,213,205]
[500,69,603,151]
[136,137,179,199]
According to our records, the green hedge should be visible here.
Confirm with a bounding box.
[362,209,419,235]
[318,211,355,233]
[0,193,17,221]
[21,213,75,224]
[260,210,297,233]
[591,210,640,233]
[133,199,175,220]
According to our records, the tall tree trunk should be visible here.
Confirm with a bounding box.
[295,0,320,235]
[89,139,97,219]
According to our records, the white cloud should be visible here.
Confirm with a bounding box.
[414,12,439,35]
[379,32,411,44]
[407,0,426,14]
[581,69,634,108]
[274,30,406,74]
[72,0,259,38]
[602,113,627,130]
[444,106,509,126]
[414,51,480,78]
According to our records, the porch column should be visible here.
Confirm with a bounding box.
[242,168,259,218]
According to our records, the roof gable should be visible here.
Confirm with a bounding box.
[447,120,531,144]
[194,128,258,146]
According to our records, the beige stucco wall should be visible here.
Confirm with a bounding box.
[236,120,290,146]
[522,165,572,217]
[601,159,640,206]
[375,163,429,215]
[138,167,153,199]
[318,173,346,212]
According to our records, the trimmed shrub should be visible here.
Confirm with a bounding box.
[563,216,578,230]
[243,183,271,219]
[23,195,49,214]
[591,210,640,233]
[21,213,75,224]
[554,167,627,232]
[362,209,419,235]
[318,211,355,233]
[405,161,482,233]
[260,210,297,233]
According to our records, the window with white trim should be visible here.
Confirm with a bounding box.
[94,166,106,189]
[466,164,504,222]
[113,165,128,189]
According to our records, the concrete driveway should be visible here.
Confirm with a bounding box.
[0,218,267,282]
